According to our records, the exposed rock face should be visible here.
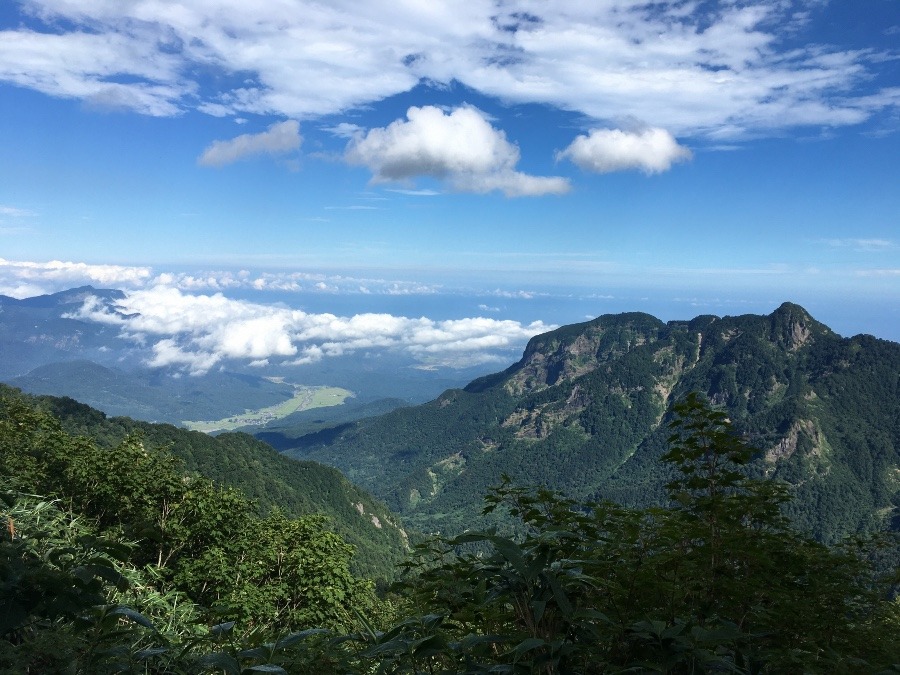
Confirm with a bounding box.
[505,314,667,396]
[766,419,824,462]
[294,303,900,544]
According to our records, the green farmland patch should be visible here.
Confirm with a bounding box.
[183,385,352,432]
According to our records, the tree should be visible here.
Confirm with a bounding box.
[360,393,900,673]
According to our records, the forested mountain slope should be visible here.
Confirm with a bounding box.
[0,384,409,580]
[282,302,900,540]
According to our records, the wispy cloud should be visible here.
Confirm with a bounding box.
[198,120,301,167]
[0,205,37,217]
[1,2,893,140]
[818,238,894,252]
[856,269,900,277]
[68,286,554,374]
[387,188,441,196]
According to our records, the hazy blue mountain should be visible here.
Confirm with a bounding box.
[0,286,138,379]
[280,303,900,542]
[1,286,480,423]
[11,360,296,423]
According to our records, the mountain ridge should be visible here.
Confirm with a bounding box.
[277,302,899,542]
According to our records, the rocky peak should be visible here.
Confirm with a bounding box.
[502,312,666,395]
[769,302,829,351]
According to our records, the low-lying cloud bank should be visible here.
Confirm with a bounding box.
[0,258,449,298]
[68,286,553,375]
[0,258,153,298]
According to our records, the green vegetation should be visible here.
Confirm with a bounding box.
[245,396,409,448]
[2,390,898,672]
[2,303,899,672]
[2,384,409,582]
[182,384,353,432]
[11,360,301,424]
[283,303,900,544]
[0,389,379,672]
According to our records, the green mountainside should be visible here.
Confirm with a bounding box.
[0,384,409,580]
[11,360,299,423]
[280,302,900,540]
[3,310,900,671]
[242,395,410,448]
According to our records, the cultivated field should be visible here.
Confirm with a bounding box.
[182,385,352,432]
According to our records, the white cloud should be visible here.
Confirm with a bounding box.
[68,285,553,374]
[857,269,900,277]
[819,238,894,252]
[346,105,569,196]
[0,258,152,297]
[0,205,37,217]
[0,28,186,116]
[198,120,301,167]
[559,127,692,174]
[0,281,47,298]
[1,2,893,139]
[387,188,441,196]
[324,122,364,138]
[147,268,443,296]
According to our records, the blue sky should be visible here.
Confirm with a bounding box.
[1,1,899,374]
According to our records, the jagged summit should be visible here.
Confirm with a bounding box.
[287,303,899,544]
[470,303,827,397]
[768,301,831,350]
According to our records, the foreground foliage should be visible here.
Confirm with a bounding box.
[361,394,899,673]
[1,390,898,672]
[0,390,379,672]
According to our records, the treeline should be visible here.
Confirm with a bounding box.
[2,388,899,672]
[30,389,410,581]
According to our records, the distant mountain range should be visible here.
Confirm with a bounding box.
[5,289,898,550]
[276,303,900,543]
[0,286,477,423]
[0,286,135,378]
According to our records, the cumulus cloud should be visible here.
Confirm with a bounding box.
[559,128,692,174]
[0,258,153,297]
[198,120,301,167]
[68,286,553,374]
[0,2,894,139]
[346,106,569,196]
